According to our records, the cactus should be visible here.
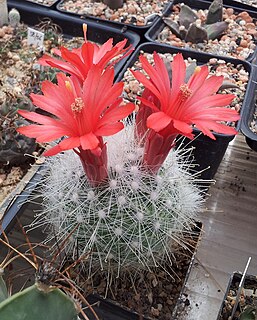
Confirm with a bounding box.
[0,95,36,165]
[163,0,228,44]
[239,306,256,320]
[32,125,204,275]
[0,283,79,320]
[8,8,20,27]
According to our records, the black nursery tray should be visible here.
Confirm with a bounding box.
[217,272,257,320]
[56,0,172,37]
[116,42,252,180]
[240,66,257,152]
[0,164,44,235]
[7,0,140,79]
[145,0,257,62]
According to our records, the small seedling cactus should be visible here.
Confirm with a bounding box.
[163,0,228,44]
[8,8,20,28]
[0,95,36,165]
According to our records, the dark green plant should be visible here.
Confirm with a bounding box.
[239,306,256,320]
[163,0,228,44]
[0,95,36,165]
[0,281,79,320]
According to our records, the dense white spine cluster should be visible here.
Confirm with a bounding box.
[32,125,205,274]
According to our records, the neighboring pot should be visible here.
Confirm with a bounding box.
[55,0,172,37]
[217,272,257,320]
[0,164,44,235]
[240,66,257,152]
[116,42,252,180]
[145,0,257,62]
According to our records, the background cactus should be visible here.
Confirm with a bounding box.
[0,95,36,165]
[0,283,79,320]
[8,8,20,27]
[163,0,228,44]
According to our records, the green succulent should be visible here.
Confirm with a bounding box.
[239,306,256,320]
[0,95,36,165]
[0,275,79,320]
[163,0,228,44]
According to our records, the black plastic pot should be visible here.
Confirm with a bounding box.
[0,165,44,235]
[217,272,257,320]
[145,0,257,62]
[116,42,252,180]
[240,66,257,152]
[7,0,140,79]
[55,0,172,38]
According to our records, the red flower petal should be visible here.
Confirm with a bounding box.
[44,144,62,156]
[59,137,81,150]
[94,122,124,136]
[147,112,172,132]
[80,133,99,150]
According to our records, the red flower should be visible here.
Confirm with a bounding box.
[131,52,240,173]
[17,66,134,185]
[39,24,132,84]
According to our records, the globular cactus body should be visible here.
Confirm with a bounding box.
[34,126,204,275]
[164,0,228,44]
[0,284,78,320]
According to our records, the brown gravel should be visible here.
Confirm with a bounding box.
[157,6,257,60]
[81,236,200,319]
[58,0,169,26]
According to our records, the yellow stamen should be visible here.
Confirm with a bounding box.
[180,84,192,100]
[194,66,201,74]
[71,98,84,115]
[65,81,72,92]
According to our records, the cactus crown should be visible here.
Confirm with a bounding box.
[163,0,228,44]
